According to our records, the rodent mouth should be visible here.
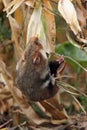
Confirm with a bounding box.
[56,55,64,64]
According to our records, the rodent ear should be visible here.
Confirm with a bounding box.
[21,51,27,63]
[32,53,41,64]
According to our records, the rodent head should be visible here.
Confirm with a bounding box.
[16,36,48,72]
[29,36,48,63]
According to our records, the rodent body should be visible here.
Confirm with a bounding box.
[16,37,62,101]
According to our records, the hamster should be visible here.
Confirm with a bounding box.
[16,37,64,101]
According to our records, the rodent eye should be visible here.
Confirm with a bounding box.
[46,53,49,58]
[35,41,38,45]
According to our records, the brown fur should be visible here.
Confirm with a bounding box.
[16,37,58,101]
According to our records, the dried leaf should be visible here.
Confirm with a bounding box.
[25,106,49,125]
[3,0,23,62]
[42,0,56,52]
[3,0,16,12]
[58,0,82,35]
[0,74,13,114]
[37,20,52,53]
[3,0,35,15]
[6,0,25,17]
[41,100,67,120]
[9,16,23,61]
[26,1,42,44]
[58,0,87,47]
[25,0,35,7]
[26,1,54,53]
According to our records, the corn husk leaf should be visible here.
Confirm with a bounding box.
[26,1,52,53]
[41,100,67,120]
[58,0,82,35]
[42,0,56,52]
[3,0,23,62]
[58,0,87,47]
[26,1,42,44]
[3,0,35,16]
